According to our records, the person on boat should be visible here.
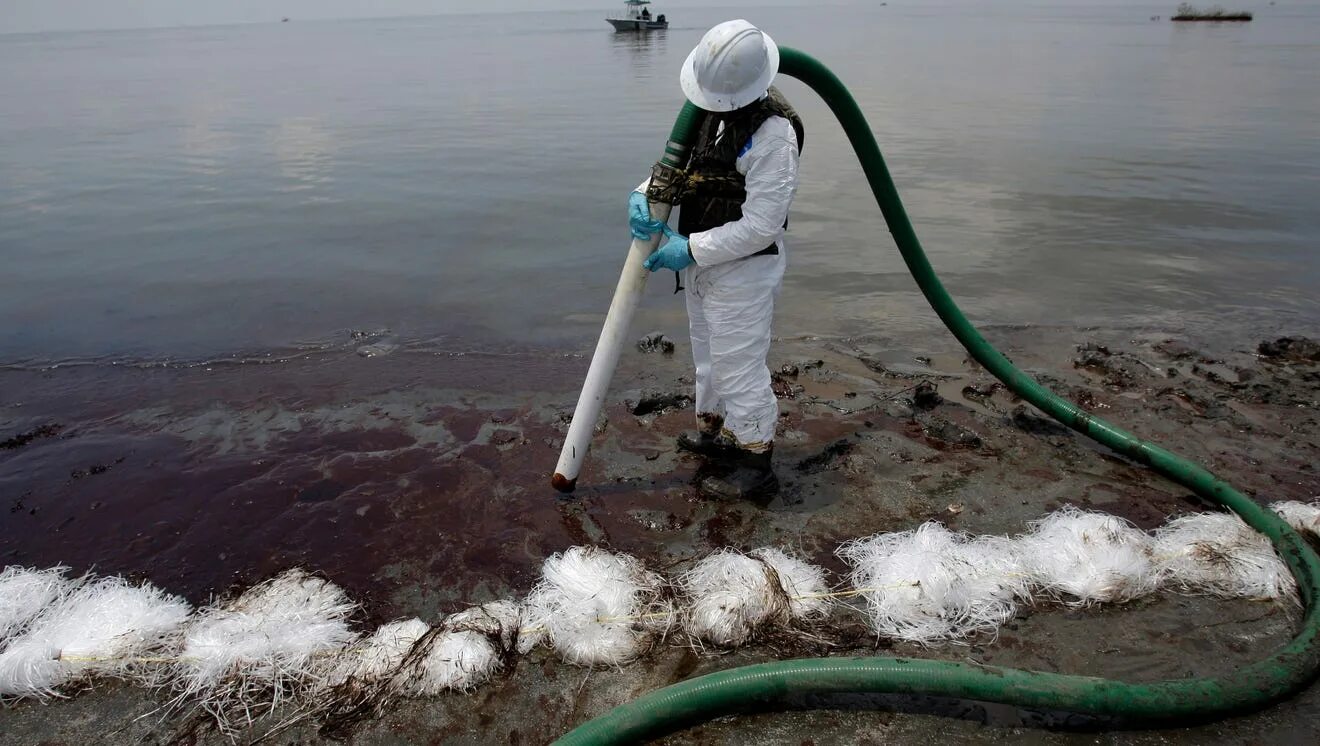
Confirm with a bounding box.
[628,19,804,500]
[641,7,651,19]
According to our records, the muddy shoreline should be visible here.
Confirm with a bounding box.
[2,323,1318,744]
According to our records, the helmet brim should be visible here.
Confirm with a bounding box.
[679,30,779,113]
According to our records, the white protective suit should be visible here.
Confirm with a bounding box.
[640,112,800,452]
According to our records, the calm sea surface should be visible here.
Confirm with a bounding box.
[2,3,1318,364]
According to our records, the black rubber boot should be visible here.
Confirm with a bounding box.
[699,447,778,501]
[676,431,738,460]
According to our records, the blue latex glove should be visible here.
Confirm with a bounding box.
[628,191,664,240]
[643,226,694,272]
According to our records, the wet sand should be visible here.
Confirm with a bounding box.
[1,323,1318,744]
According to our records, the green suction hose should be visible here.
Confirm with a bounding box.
[554,47,1320,745]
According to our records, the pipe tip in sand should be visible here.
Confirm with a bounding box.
[551,473,577,494]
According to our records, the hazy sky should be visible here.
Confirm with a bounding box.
[2,0,807,34]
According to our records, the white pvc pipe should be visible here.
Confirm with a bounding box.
[552,202,673,492]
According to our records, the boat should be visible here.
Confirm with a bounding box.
[1171,3,1253,21]
[606,0,667,32]
[1171,11,1252,21]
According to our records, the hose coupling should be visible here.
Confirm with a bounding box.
[646,142,692,205]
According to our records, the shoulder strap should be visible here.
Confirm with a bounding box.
[763,87,805,153]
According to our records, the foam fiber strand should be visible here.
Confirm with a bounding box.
[839,523,1028,643]
[0,577,189,698]
[1016,506,1160,604]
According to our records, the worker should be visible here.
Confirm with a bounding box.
[629,19,804,500]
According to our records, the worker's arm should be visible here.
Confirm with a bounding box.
[688,117,799,266]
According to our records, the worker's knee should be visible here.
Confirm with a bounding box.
[710,352,770,397]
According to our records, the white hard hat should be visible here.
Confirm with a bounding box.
[680,20,779,112]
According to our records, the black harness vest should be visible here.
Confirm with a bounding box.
[677,86,805,257]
